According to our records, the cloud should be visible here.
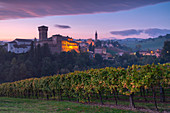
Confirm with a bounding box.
[0,0,170,20]
[144,28,170,37]
[110,29,142,36]
[54,24,71,29]
[110,28,170,38]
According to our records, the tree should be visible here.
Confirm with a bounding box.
[95,40,101,47]
[0,46,8,63]
[135,44,142,51]
[60,68,70,74]
[19,63,28,79]
[35,44,42,62]
[76,52,92,70]
[41,57,55,76]
[9,58,19,82]
[0,64,4,83]
[29,41,35,58]
[161,41,170,62]
[136,51,142,58]
[25,59,34,77]
[41,43,51,57]
[89,43,94,51]
[95,54,103,64]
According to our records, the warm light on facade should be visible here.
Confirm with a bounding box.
[86,38,94,46]
[67,38,73,41]
[62,40,79,53]
[76,41,83,43]
[134,52,136,55]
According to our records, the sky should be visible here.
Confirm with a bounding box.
[0,0,170,41]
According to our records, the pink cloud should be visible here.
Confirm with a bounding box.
[0,0,170,20]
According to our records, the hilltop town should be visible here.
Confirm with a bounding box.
[1,25,169,60]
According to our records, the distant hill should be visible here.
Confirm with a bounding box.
[117,34,170,51]
[117,38,143,42]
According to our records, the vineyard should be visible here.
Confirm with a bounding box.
[0,63,170,112]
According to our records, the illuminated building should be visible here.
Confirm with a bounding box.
[130,50,161,58]
[37,25,79,53]
[62,40,79,53]
[86,38,94,46]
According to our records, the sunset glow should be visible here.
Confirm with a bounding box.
[0,1,170,41]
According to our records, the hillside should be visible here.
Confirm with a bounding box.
[101,40,132,54]
[118,34,170,51]
[106,46,128,55]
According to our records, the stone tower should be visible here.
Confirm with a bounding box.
[95,31,98,43]
[38,25,48,41]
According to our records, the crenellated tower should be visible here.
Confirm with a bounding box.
[38,25,48,41]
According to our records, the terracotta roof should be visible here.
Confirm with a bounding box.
[62,39,78,44]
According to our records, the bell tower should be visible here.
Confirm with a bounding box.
[38,25,48,41]
[95,31,98,43]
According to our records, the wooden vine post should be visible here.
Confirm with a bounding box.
[129,92,135,109]
[152,87,158,111]
[99,90,104,105]
[113,90,117,105]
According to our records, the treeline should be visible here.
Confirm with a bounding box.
[0,41,169,83]
[0,63,169,110]
[0,44,93,83]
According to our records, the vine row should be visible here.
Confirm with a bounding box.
[0,63,169,110]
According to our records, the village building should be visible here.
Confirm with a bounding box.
[95,47,106,54]
[7,39,32,53]
[0,41,5,46]
[94,47,109,59]
[37,25,79,53]
[130,50,161,58]
[117,52,124,56]
[86,38,94,46]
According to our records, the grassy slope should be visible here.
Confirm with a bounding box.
[118,35,170,51]
[0,97,136,113]
[137,37,168,50]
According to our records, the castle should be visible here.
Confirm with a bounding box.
[37,25,79,53]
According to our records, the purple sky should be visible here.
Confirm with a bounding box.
[0,0,170,41]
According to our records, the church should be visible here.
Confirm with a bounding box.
[37,25,79,54]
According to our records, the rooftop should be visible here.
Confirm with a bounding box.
[15,39,33,42]
[8,41,16,43]
[38,25,48,28]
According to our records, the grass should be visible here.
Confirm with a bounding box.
[0,97,137,113]
[1,88,169,113]
[88,90,170,112]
